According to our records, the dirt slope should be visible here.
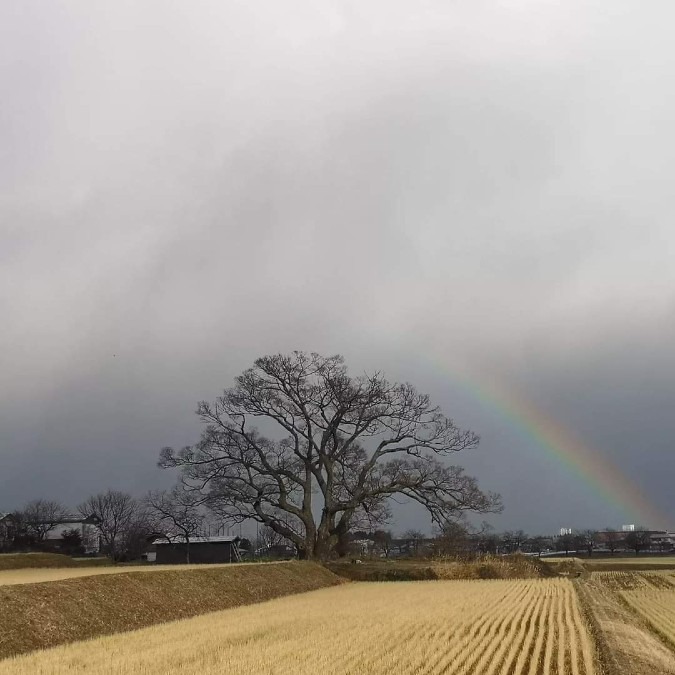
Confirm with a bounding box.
[0,561,344,660]
[0,561,282,586]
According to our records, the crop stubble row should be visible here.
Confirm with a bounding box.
[620,575,675,647]
[0,578,596,674]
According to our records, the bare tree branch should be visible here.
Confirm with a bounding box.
[20,499,68,542]
[79,490,144,562]
[145,484,206,563]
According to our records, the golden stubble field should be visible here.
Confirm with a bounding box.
[615,572,675,646]
[0,578,596,675]
[580,571,675,675]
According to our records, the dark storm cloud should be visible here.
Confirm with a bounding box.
[2,1,675,533]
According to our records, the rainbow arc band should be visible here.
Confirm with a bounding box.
[450,371,669,530]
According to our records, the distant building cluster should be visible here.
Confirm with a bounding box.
[0,511,247,564]
[2,500,674,563]
[0,512,101,555]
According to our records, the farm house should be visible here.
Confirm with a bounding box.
[152,536,242,564]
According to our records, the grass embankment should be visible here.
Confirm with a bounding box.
[326,554,552,581]
[583,557,675,572]
[0,578,597,675]
[0,553,111,570]
[0,561,284,587]
[542,556,675,574]
[0,561,343,660]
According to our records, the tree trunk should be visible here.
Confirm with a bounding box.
[333,518,351,558]
[312,535,336,561]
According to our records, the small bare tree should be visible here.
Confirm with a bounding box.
[475,528,500,555]
[79,490,141,562]
[501,530,528,554]
[145,485,206,563]
[624,527,652,556]
[22,499,68,542]
[603,528,621,556]
[557,532,575,556]
[372,529,393,558]
[402,529,426,557]
[259,525,286,549]
[527,535,547,558]
[575,530,597,557]
[256,525,288,556]
[434,521,470,557]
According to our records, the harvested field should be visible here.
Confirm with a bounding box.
[0,561,270,586]
[583,557,675,572]
[0,561,343,659]
[588,570,675,591]
[577,572,675,675]
[621,580,675,647]
[0,578,597,674]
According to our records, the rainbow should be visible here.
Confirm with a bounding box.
[448,369,669,530]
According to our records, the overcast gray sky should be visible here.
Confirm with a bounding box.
[2,1,674,535]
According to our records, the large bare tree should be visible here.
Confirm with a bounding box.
[160,352,501,560]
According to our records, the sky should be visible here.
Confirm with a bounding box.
[2,0,675,535]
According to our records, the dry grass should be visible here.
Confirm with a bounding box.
[577,572,675,675]
[0,561,274,586]
[587,557,675,565]
[583,557,675,572]
[588,570,675,591]
[327,554,550,582]
[0,561,343,659]
[0,553,111,570]
[621,576,675,647]
[0,578,597,674]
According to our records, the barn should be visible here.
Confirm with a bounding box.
[153,535,242,564]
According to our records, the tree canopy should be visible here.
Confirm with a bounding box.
[160,352,501,559]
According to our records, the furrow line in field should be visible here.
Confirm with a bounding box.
[555,582,567,675]
[563,586,580,675]
[569,583,595,675]
[426,581,531,675]
[435,582,535,675]
[461,586,538,674]
[622,592,675,644]
[526,597,552,675]
[542,589,558,675]
[493,591,543,675]
[505,594,546,675]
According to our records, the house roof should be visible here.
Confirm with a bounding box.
[154,536,240,545]
[56,516,97,524]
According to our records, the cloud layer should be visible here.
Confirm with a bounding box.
[2,1,674,533]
